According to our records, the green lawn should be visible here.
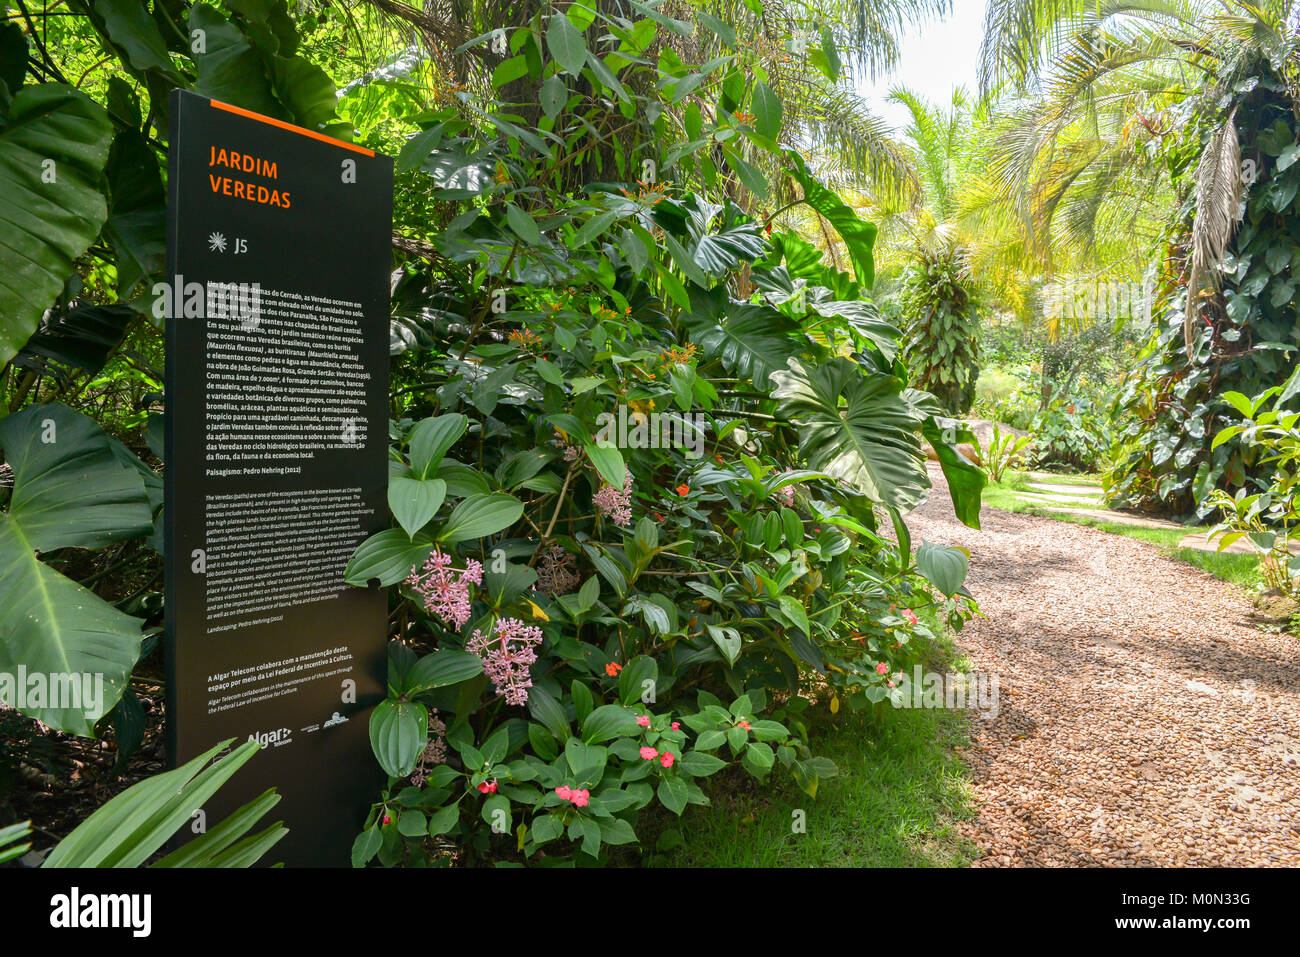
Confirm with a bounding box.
[644,705,979,867]
[644,620,980,868]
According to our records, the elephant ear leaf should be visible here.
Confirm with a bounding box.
[0,85,113,367]
[0,404,153,736]
[783,150,877,289]
[683,285,800,389]
[770,357,929,512]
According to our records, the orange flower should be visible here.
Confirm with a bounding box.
[675,483,690,496]
[605,662,623,677]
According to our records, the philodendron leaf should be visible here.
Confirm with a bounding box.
[770,357,928,512]
[0,84,113,367]
[916,540,969,597]
[783,149,877,289]
[0,404,153,735]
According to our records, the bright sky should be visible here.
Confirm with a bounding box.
[859,0,989,133]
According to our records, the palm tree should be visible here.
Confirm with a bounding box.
[977,0,1300,352]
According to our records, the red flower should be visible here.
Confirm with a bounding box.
[605,661,623,676]
[876,662,888,675]
[382,814,391,826]
[675,483,690,496]
[736,720,751,731]
[660,751,675,768]
[478,779,498,794]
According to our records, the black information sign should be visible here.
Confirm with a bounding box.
[164,90,392,866]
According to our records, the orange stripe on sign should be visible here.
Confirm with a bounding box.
[210,99,374,157]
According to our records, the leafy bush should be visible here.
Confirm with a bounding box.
[341,12,984,867]
[983,424,1033,483]
[899,254,981,415]
[1205,378,1300,595]
[1030,395,1111,472]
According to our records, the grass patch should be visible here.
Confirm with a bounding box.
[646,619,979,868]
[646,706,978,867]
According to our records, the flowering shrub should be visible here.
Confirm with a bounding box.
[341,8,983,868]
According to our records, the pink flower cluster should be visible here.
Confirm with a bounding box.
[466,617,544,706]
[639,746,675,768]
[555,786,589,807]
[406,549,483,629]
[593,472,634,526]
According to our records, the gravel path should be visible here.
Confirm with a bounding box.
[910,465,1300,866]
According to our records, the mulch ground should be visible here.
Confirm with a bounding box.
[911,464,1300,866]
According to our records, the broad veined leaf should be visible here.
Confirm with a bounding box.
[0,84,113,367]
[0,405,153,734]
[916,540,969,597]
[103,129,165,301]
[94,0,179,76]
[404,649,484,695]
[369,699,428,778]
[437,492,524,545]
[685,198,766,275]
[919,413,984,530]
[770,357,929,512]
[751,81,782,139]
[547,12,588,75]
[344,528,436,586]
[388,476,446,539]
[784,150,877,289]
[682,285,800,389]
[408,413,467,478]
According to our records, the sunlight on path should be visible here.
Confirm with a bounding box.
[911,465,1300,866]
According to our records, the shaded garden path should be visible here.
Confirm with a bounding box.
[909,465,1300,866]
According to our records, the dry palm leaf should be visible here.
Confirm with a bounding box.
[1184,107,1242,360]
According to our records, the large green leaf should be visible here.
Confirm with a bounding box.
[388,476,446,539]
[919,412,985,530]
[369,699,428,777]
[0,405,153,735]
[916,540,969,597]
[0,84,113,367]
[190,3,340,132]
[784,150,877,289]
[547,12,588,76]
[437,492,524,545]
[686,198,766,276]
[44,739,285,868]
[103,128,164,301]
[408,413,468,478]
[683,285,800,389]
[770,357,928,511]
[344,528,435,587]
[94,0,179,77]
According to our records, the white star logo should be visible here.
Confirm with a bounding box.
[208,231,227,253]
